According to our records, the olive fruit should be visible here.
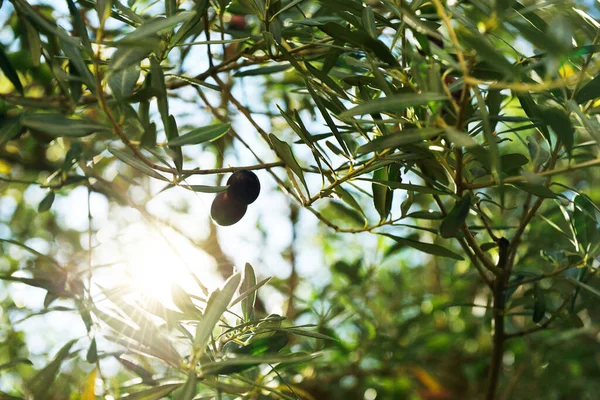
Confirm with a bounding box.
[226,170,261,205]
[210,191,248,226]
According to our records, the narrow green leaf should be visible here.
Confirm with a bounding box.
[384,234,464,260]
[459,32,516,77]
[108,148,169,181]
[575,73,600,104]
[38,191,55,213]
[439,193,472,238]
[13,0,79,45]
[170,0,210,48]
[86,338,97,364]
[29,340,77,399]
[171,283,202,317]
[568,100,600,145]
[340,93,447,118]
[107,65,140,102]
[21,18,41,67]
[362,6,377,39]
[194,273,241,358]
[110,45,156,71]
[0,117,23,146]
[542,107,574,157]
[234,63,291,77]
[269,134,309,195]
[512,183,555,198]
[306,84,349,155]
[573,193,599,249]
[167,123,230,146]
[122,383,183,400]
[66,0,92,54]
[183,185,228,193]
[517,93,550,144]
[372,167,393,221]
[0,47,24,94]
[364,179,451,196]
[59,38,96,93]
[22,114,110,138]
[176,371,197,400]
[117,13,196,45]
[567,277,600,300]
[357,128,444,154]
[319,22,398,66]
[240,263,257,321]
[0,358,32,372]
[532,283,546,323]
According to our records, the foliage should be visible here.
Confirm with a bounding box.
[1,0,600,399]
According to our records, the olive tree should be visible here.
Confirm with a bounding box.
[1,0,599,399]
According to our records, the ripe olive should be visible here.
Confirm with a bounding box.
[210,191,248,226]
[226,170,261,205]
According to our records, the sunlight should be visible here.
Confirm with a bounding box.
[99,222,224,309]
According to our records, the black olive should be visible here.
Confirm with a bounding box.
[210,191,248,226]
[226,170,261,205]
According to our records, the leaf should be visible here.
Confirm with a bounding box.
[372,167,393,221]
[568,100,600,145]
[200,352,320,377]
[29,339,77,399]
[573,193,599,249]
[170,0,209,48]
[575,73,600,104]
[66,0,92,55]
[383,234,464,260]
[318,22,397,66]
[532,283,546,323]
[362,6,377,38]
[439,193,472,238]
[81,369,96,400]
[59,38,96,93]
[459,31,516,77]
[517,93,550,144]
[13,0,79,45]
[117,13,196,45]
[566,277,600,299]
[0,117,23,146]
[240,263,257,321]
[0,47,24,94]
[183,185,228,193]
[194,273,241,358]
[86,338,97,364]
[340,93,447,118]
[108,148,169,181]
[171,283,202,317]
[110,45,156,71]
[150,56,182,170]
[21,18,41,67]
[22,114,111,138]
[542,107,574,157]
[107,65,140,102]
[306,84,349,155]
[364,179,451,196]
[167,123,230,146]
[0,358,32,372]
[233,63,291,77]
[357,128,444,153]
[176,371,197,400]
[38,191,55,213]
[269,134,309,195]
[512,183,555,198]
[122,383,184,400]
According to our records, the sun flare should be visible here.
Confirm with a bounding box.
[99,223,223,309]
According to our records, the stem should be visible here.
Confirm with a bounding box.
[486,237,510,400]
